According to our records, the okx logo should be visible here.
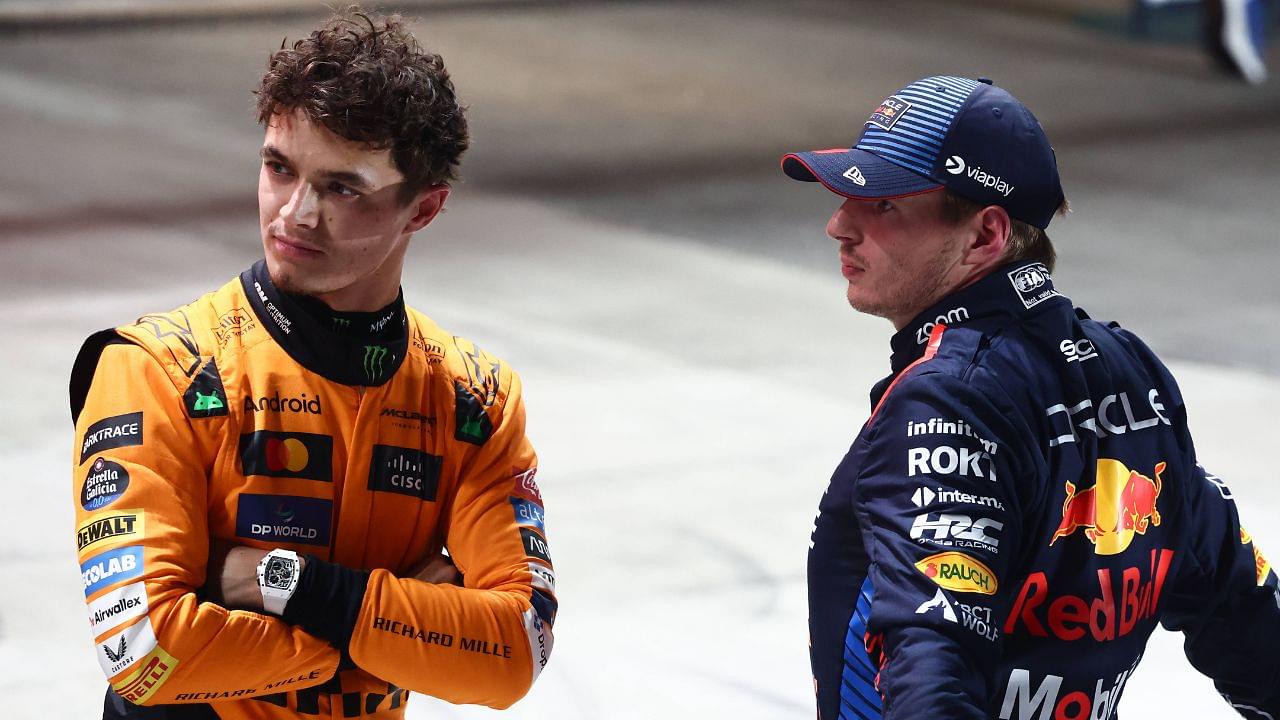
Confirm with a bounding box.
[363,344,389,383]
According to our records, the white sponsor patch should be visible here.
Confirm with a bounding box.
[96,616,158,678]
[88,582,149,637]
[527,562,557,595]
[522,608,554,684]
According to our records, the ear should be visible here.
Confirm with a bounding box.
[403,185,451,234]
[963,205,1010,271]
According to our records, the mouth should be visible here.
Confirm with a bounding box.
[271,233,323,259]
[840,256,864,280]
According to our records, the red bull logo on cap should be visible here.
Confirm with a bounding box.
[1050,460,1164,556]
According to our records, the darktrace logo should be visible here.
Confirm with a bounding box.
[80,412,143,464]
[235,493,332,547]
[82,458,130,510]
[243,391,322,415]
[183,359,229,419]
[363,344,389,382]
[367,444,442,501]
[239,430,333,481]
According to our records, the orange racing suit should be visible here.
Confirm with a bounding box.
[70,261,556,719]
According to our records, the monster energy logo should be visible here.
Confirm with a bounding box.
[363,345,389,381]
[332,318,351,331]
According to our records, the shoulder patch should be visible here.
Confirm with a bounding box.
[133,310,203,380]
[183,359,229,418]
[69,329,130,425]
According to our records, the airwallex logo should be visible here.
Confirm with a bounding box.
[945,155,1015,197]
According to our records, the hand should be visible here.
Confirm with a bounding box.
[207,543,304,611]
[407,551,463,586]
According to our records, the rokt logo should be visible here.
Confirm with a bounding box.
[842,165,867,186]
[945,155,965,174]
[1050,460,1164,555]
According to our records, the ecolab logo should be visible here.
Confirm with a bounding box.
[945,155,1015,197]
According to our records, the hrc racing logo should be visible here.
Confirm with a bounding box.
[911,513,1003,553]
[77,509,145,553]
[1050,460,1163,555]
[915,551,997,595]
[1005,548,1173,643]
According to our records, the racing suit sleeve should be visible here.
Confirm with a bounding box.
[284,369,555,709]
[1158,458,1280,718]
[73,341,339,704]
[852,373,1026,719]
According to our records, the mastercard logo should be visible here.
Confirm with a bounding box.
[265,437,309,473]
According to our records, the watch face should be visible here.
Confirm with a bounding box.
[264,556,296,589]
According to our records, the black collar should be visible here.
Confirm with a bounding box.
[889,261,1063,372]
[241,260,409,387]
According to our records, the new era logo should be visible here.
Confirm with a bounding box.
[842,165,866,186]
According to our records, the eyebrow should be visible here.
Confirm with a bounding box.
[259,145,377,192]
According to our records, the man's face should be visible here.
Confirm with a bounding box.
[257,111,444,308]
[827,189,968,329]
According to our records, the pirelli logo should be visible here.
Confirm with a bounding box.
[113,645,179,704]
[77,509,145,553]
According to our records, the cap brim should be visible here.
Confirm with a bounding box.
[781,148,941,199]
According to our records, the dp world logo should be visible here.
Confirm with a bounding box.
[945,155,966,175]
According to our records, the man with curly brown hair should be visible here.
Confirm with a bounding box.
[69,9,556,719]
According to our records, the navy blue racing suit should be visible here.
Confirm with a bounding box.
[808,261,1280,720]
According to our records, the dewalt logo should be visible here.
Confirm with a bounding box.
[77,509,145,553]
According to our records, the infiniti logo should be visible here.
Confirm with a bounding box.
[945,155,965,175]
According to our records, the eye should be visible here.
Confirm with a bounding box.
[328,182,360,198]
[876,200,894,213]
[264,160,291,176]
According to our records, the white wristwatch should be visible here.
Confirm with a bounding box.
[256,549,301,616]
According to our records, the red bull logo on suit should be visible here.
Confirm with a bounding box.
[1050,460,1165,556]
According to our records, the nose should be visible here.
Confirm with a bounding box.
[826,198,861,245]
[281,182,320,228]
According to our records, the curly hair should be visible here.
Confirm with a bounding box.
[254,8,469,203]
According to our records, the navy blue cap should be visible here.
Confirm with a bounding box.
[782,76,1065,229]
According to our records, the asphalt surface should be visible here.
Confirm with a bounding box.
[1,1,1278,718]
